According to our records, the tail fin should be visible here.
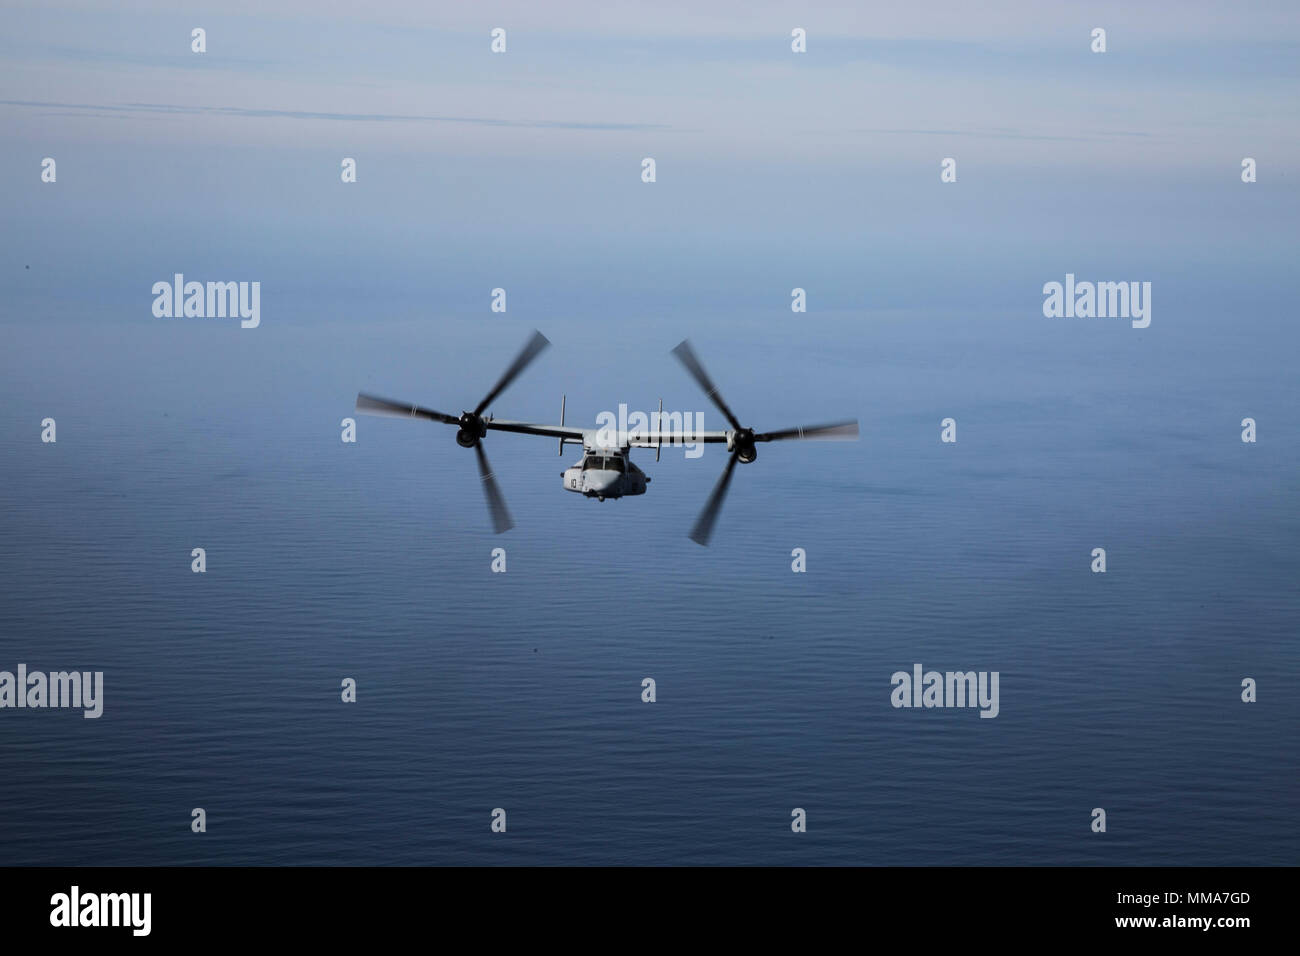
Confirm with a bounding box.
[558,394,566,456]
[655,397,663,462]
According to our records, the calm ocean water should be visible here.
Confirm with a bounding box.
[1,303,1297,865]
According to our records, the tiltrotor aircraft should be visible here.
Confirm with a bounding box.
[355,331,858,545]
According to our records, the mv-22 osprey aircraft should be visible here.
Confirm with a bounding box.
[355,331,858,545]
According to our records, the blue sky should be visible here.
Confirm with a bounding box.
[3,1,1298,317]
[5,1,1297,159]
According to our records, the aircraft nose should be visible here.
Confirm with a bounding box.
[586,470,619,493]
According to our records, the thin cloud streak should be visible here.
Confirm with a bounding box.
[845,127,1154,142]
[0,99,670,131]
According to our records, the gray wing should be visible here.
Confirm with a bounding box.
[627,430,732,448]
[484,419,588,441]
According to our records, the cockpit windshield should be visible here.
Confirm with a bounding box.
[583,456,626,473]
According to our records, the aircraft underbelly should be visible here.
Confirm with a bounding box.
[562,468,645,498]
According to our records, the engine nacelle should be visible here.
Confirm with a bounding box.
[728,428,757,463]
[456,413,487,447]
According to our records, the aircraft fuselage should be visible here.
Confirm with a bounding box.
[561,446,649,500]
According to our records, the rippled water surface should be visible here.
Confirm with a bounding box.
[1,307,1297,865]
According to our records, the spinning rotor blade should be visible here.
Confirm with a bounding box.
[689,451,739,547]
[755,420,860,442]
[474,442,514,534]
[671,340,743,431]
[355,393,459,424]
[474,330,551,417]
